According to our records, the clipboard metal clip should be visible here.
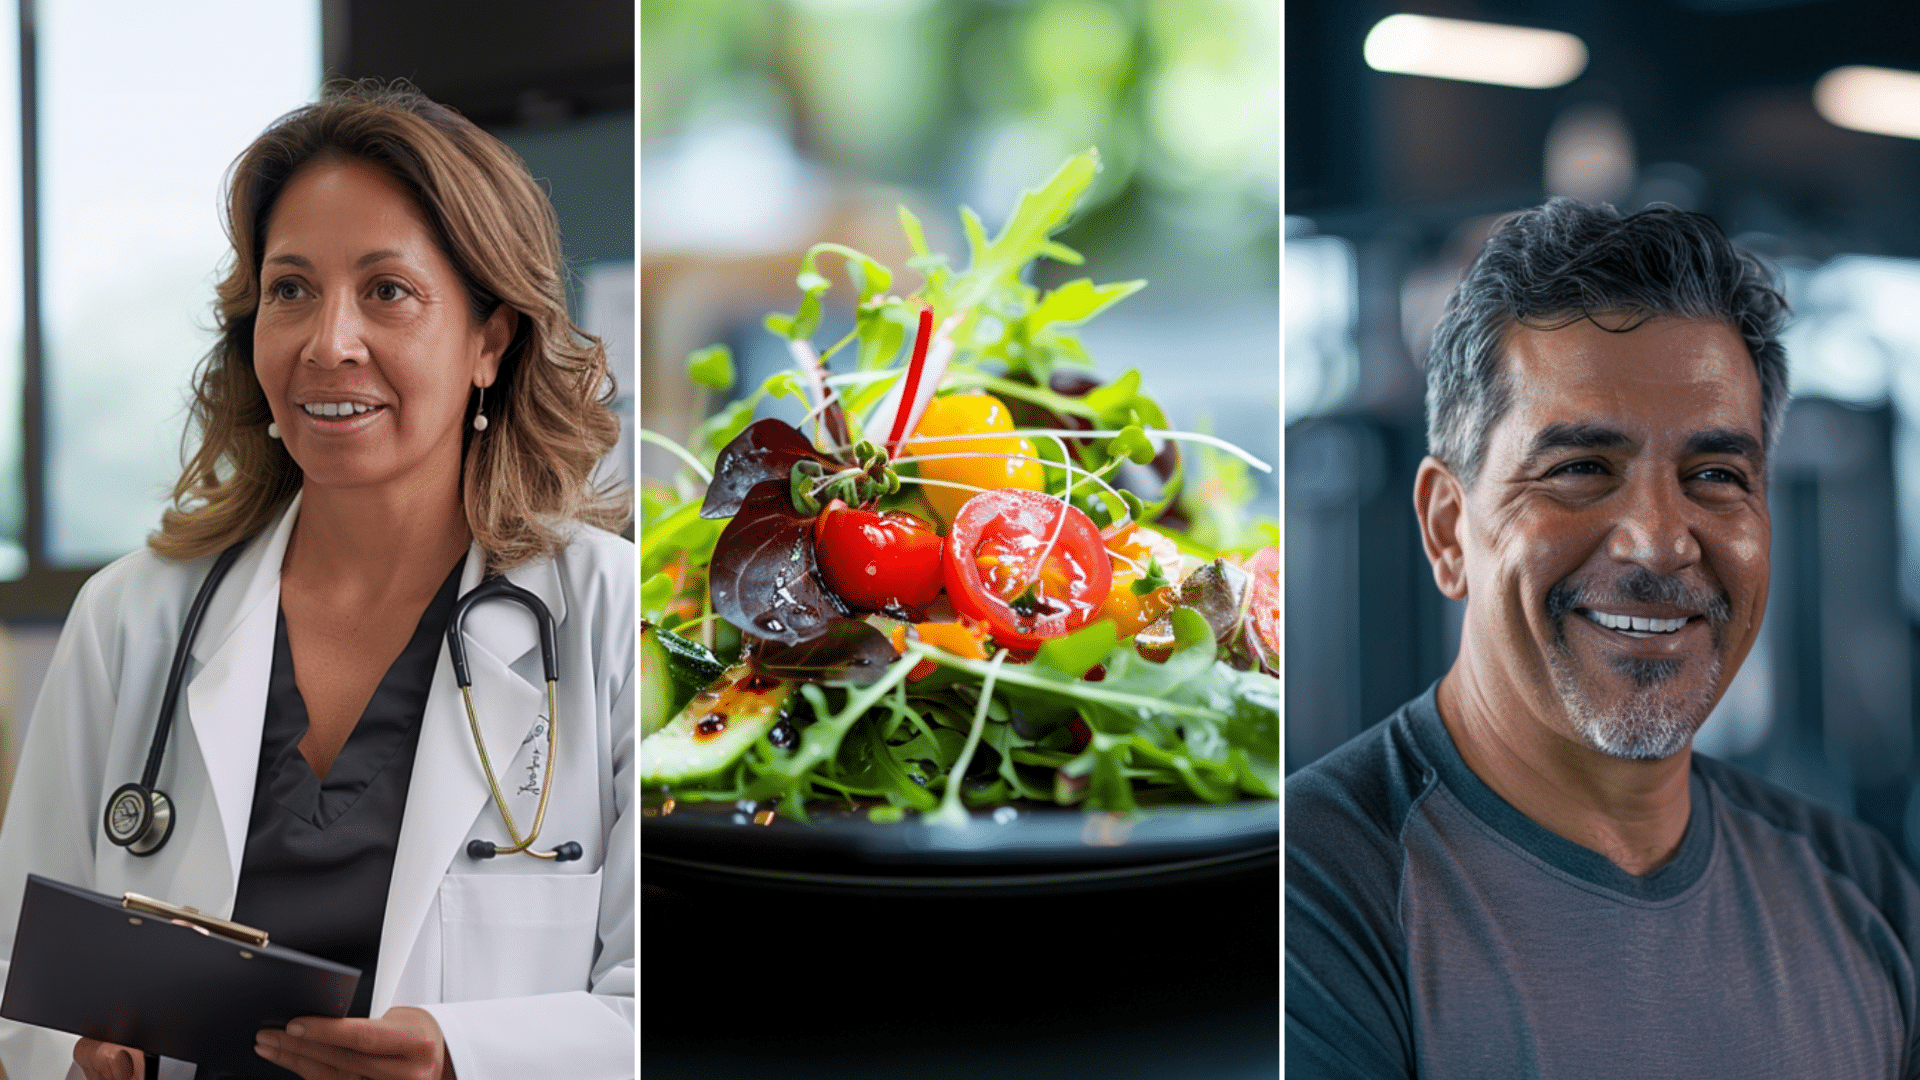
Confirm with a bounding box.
[120,892,269,948]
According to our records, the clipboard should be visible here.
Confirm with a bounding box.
[0,874,360,1077]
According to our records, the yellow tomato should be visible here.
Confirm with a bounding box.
[906,392,1045,526]
[1099,525,1181,638]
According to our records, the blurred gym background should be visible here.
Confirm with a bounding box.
[0,0,633,815]
[640,0,1278,509]
[1287,0,1920,865]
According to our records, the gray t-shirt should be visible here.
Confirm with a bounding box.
[1287,686,1920,1078]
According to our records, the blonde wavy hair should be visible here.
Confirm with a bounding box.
[151,80,627,570]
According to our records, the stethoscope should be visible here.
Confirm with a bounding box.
[103,541,583,863]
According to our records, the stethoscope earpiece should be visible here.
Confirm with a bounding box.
[104,782,175,857]
[466,838,583,862]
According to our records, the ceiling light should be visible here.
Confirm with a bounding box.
[1814,65,1920,141]
[1363,14,1587,90]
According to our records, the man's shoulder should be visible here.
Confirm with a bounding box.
[1695,753,1918,905]
[1287,692,1447,939]
[1288,693,1440,853]
[1286,695,1441,1076]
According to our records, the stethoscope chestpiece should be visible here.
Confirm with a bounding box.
[107,541,247,860]
[104,782,175,857]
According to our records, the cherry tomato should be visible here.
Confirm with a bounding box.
[812,499,945,616]
[943,489,1113,650]
[907,392,1046,527]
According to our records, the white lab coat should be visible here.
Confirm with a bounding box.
[0,494,635,1080]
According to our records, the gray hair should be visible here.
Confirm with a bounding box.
[1426,198,1790,489]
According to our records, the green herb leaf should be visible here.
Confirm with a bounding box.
[765,242,888,344]
[1010,581,1044,617]
[1108,424,1156,465]
[641,572,675,620]
[855,306,908,372]
[1032,619,1117,679]
[1028,278,1146,331]
[1129,556,1170,597]
[1084,369,1143,424]
[686,344,735,391]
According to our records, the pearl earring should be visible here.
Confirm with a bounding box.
[473,385,489,432]
[267,422,280,440]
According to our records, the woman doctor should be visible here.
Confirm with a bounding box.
[0,83,634,1080]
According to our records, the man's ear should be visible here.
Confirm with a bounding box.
[474,304,517,387]
[1415,456,1469,601]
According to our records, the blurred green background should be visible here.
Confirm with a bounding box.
[640,0,1278,504]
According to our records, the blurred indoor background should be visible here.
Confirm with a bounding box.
[0,0,632,816]
[1287,0,1920,866]
[640,0,1278,510]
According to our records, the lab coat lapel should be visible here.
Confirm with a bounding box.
[373,547,567,1013]
[183,493,304,895]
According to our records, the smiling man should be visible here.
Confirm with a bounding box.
[1287,199,1920,1078]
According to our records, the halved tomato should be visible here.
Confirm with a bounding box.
[1243,545,1279,672]
[942,489,1112,650]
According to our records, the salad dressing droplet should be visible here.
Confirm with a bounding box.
[768,719,799,749]
[694,714,727,740]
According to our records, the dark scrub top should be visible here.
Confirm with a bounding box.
[227,561,464,1026]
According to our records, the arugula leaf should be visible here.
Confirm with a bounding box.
[1028,278,1146,332]
[948,149,1101,315]
[855,302,910,372]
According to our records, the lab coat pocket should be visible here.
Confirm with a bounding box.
[438,869,603,1003]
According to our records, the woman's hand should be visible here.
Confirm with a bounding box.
[73,1038,144,1080]
[255,1006,454,1080]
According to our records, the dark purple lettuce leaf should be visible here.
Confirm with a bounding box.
[708,478,846,643]
[748,618,899,685]
[700,419,834,520]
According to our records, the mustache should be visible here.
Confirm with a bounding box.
[1545,567,1733,631]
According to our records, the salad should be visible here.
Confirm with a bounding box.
[639,150,1279,826]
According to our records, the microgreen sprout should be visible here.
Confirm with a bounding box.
[788,439,900,515]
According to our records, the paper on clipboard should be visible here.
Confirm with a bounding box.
[0,874,359,1077]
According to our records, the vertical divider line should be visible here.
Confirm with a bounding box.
[17,0,40,572]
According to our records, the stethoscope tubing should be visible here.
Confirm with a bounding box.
[110,542,577,862]
[138,542,247,792]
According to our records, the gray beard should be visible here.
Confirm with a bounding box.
[1551,651,1722,760]
[1544,568,1732,761]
